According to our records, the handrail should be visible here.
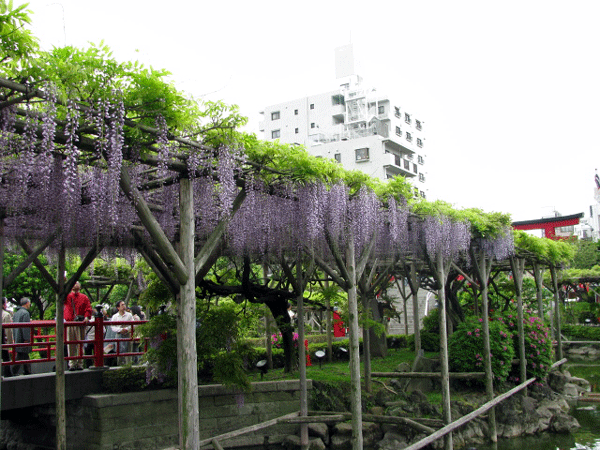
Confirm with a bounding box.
[403,377,537,450]
[2,315,148,369]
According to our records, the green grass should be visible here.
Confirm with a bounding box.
[565,363,600,393]
[247,347,437,385]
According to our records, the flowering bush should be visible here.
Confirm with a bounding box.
[499,311,553,381]
[448,316,515,382]
[271,332,299,349]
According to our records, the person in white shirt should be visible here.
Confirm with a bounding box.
[111,301,133,365]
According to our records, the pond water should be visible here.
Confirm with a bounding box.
[475,403,600,450]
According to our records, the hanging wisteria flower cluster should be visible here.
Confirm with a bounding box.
[0,80,513,272]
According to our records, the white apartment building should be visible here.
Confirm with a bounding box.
[259,77,428,198]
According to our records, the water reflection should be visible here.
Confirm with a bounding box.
[474,405,600,450]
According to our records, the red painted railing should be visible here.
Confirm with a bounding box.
[2,313,148,369]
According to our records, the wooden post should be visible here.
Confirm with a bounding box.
[265,307,273,369]
[0,220,4,412]
[346,234,363,450]
[532,261,544,318]
[297,265,309,449]
[325,278,332,363]
[550,265,563,362]
[263,265,273,369]
[478,251,497,443]
[435,252,452,450]
[409,262,421,355]
[177,178,200,448]
[362,295,372,394]
[56,243,66,450]
[510,257,527,395]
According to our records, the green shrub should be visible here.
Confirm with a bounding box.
[448,317,514,382]
[499,312,553,381]
[562,324,600,341]
[387,334,409,348]
[103,366,155,393]
[578,310,598,325]
[137,303,256,389]
[422,308,440,334]
[408,331,440,352]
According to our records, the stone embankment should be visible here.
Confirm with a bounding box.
[280,364,587,450]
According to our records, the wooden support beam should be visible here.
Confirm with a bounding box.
[16,237,59,292]
[283,414,346,424]
[403,378,537,450]
[194,188,246,279]
[211,439,224,450]
[5,229,59,287]
[177,178,199,448]
[119,165,188,286]
[64,244,102,293]
[371,372,486,379]
[302,411,436,434]
[197,412,300,447]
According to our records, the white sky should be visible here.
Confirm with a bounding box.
[21,0,600,222]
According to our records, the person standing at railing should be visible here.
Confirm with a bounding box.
[2,297,14,377]
[111,301,133,366]
[11,298,32,376]
[64,282,93,371]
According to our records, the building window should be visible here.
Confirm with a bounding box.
[355,148,369,161]
[378,105,385,115]
[395,126,401,136]
[403,159,410,170]
[394,107,400,118]
[419,173,425,182]
[420,191,426,199]
[417,138,423,147]
[311,122,316,129]
[294,109,299,115]
[310,103,315,110]
[271,111,280,120]
[406,132,412,142]
[418,155,424,164]
[405,113,411,124]
[331,94,344,105]
[334,153,341,163]
[416,120,422,130]
[413,163,417,173]
[271,129,280,139]
[295,128,299,134]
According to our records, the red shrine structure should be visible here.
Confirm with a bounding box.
[512,213,584,240]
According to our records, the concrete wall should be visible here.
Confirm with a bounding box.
[3,380,310,450]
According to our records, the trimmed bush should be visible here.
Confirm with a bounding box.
[408,331,440,352]
[422,308,440,334]
[562,324,600,341]
[448,317,515,382]
[387,334,409,348]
